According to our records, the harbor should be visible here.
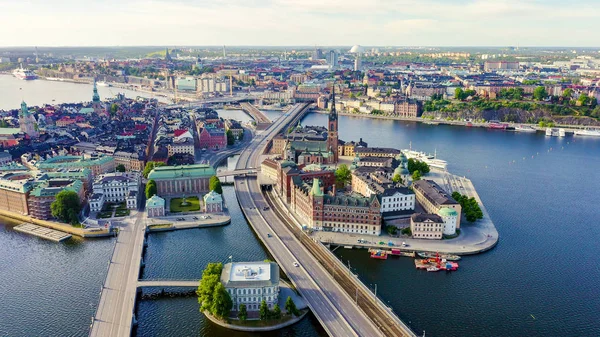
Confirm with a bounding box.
[13,223,72,242]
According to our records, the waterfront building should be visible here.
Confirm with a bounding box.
[278,164,335,203]
[0,172,35,215]
[355,147,401,158]
[147,164,215,197]
[221,262,280,311]
[36,155,115,177]
[439,207,459,235]
[410,213,444,240]
[337,138,368,157]
[18,101,39,139]
[357,156,394,168]
[90,172,140,212]
[394,99,421,118]
[224,119,243,139]
[176,77,197,91]
[145,195,166,218]
[412,179,462,228]
[28,179,85,220]
[203,190,223,213]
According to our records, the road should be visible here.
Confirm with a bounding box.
[90,211,147,337]
[234,103,391,337]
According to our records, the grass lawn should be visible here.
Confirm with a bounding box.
[98,211,113,219]
[115,209,131,217]
[170,197,201,213]
[148,223,173,229]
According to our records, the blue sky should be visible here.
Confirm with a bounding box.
[1,0,599,47]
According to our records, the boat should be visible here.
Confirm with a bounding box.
[488,120,508,129]
[574,128,600,137]
[12,65,36,80]
[370,250,388,260]
[546,128,566,137]
[415,253,459,272]
[514,124,536,133]
[427,266,440,272]
[417,252,461,261]
[96,81,111,87]
[389,248,416,257]
[402,143,448,169]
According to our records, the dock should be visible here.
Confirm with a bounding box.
[13,223,72,242]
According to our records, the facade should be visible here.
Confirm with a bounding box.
[146,195,166,218]
[439,207,459,235]
[225,119,244,139]
[203,190,223,213]
[167,138,195,157]
[221,262,280,311]
[410,213,444,240]
[379,187,415,214]
[36,155,115,176]
[0,173,33,215]
[198,127,226,150]
[394,100,421,118]
[412,179,462,228]
[260,158,279,181]
[0,151,12,166]
[113,151,145,172]
[19,101,39,139]
[355,147,401,158]
[147,164,216,197]
[90,172,140,211]
[484,61,520,72]
[357,156,394,168]
[28,179,85,220]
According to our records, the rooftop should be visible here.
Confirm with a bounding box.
[148,164,216,180]
[221,262,279,288]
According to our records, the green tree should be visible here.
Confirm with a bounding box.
[533,86,548,101]
[334,164,352,188]
[210,283,233,319]
[51,190,81,225]
[412,170,422,181]
[284,296,299,316]
[578,93,591,106]
[562,88,573,99]
[455,88,464,100]
[115,164,126,172]
[259,300,269,320]
[392,173,403,184]
[209,176,223,194]
[272,304,282,319]
[226,129,235,145]
[197,262,224,311]
[238,303,247,321]
[110,103,118,115]
[407,158,430,174]
[0,119,7,128]
[145,179,157,199]
[142,161,165,178]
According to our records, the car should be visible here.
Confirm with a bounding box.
[263,206,270,211]
[293,262,299,267]
[193,216,198,220]
[267,233,272,238]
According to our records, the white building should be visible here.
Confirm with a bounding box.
[90,172,140,211]
[379,187,416,214]
[167,138,195,157]
[203,190,223,213]
[221,262,280,311]
[439,207,458,235]
[146,195,165,218]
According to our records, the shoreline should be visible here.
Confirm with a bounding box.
[0,209,112,238]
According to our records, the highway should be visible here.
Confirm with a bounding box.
[234,103,390,337]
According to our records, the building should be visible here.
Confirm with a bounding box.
[221,262,280,311]
[326,50,338,68]
[410,213,444,240]
[198,127,226,150]
[167,138,195,157]
[91,80,106,116]
[90,172,140,211]
[355,147,401,158]
[484,61,520,72]
[357,156,394,168]
[394,100,421,118]
[147,164,216,196]
[36,155,115,176]
[225,119,244,140]
[0,173,35,215]
[0,151,12,166]
[19,101,38,139]
[28,179,85,220]
[412,179,462,228]
[113,151,145,172]
[176,77,197,91]
[260,158,280,181]
[146,195,166,218]
[439,207,459,235]
[327,84,339,163]
[203,190,223,213]
[378,187,415,214]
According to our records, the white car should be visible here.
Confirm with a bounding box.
[293,262,299,267]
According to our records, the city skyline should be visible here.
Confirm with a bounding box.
[1,0,600,47]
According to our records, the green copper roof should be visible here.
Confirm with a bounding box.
[30,179,83,197]
[203,190,223,203]
[439,207,458,217]
[146,195,165,208]
[148,164,216,180]
[310,178,323,197]
[37,155,114,169]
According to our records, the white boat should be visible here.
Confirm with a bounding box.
[12,65,36,80]
[574,128,600,137]
[96,81,111,87]
[546,128,565,137]
[402,146,447,169]
[514,124,536,132]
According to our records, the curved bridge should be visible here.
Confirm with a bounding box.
[137,280,199,288]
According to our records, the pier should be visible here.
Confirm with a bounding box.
[13,223,72,242]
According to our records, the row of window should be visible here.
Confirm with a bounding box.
[236,296,275,303]
[229,287,274,295]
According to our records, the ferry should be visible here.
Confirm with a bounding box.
[370,250,388,260]
[488,120,508,130]
[514,124,536,133]
[96,81,111,87]
[545,128,566,137]
[402,144,448,170]
[417,252,461,261]
[574,128,600,137]
[12,66,36,80]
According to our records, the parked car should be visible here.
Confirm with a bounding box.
[293,262,299,267]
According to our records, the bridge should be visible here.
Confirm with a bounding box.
[137,280,199,288]
[216,168,257,178]
[166,93,261,109]
[240,102,272,129]
[234,103,416,337]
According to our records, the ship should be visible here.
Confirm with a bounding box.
[402,143,448,169]
[370,250,388,260]
[417,252,461,261]
[545,128,565,137]
[96,81,111,87]
[514,124,536,133]
[488,120,508,130]
[574,128,600,137]
[12,65,36,80]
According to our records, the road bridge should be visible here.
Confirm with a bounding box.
[216,168,257,178]
[234,103,416,337]
[240,102,272,129]
[137,280,199,288]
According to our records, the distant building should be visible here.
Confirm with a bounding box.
[147,164,216,197]
[36,155,115,176]
[484,61,519,72]
[203,190,223,213]
[0,151,12,166]
[410,213,444,240]
[28,179,85,220]
[91,81,106,117]
[221,262,280,311]
[326,50,338,68]
[198,127,226,150]
[146,195,166,218]
[90,172,141,212]
[355,147,401,158]
[412,179,462,229]
[394,100,421,118]
[18,101,38,139]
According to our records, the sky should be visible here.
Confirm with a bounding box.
[1,0,599,47]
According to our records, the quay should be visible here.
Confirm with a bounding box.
[240,102,272,129]
[13,223,72,242]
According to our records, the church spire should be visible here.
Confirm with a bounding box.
[330,80,337,121]
[92,79,100,102]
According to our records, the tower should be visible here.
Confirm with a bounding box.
[19,101,38,138]
[165,48,172,62]
[327,81,339,163]
[91,80,105,116]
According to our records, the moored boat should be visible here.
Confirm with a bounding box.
[402,145,448,169]
[488,120,508,129]
[514,124,536,133]
[12,65,36,80]
[574,128,600,137]
[417,252,461,261]
[370,250,388,260]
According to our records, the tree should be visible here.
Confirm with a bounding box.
[285,296,299,316]
[334,164,352,188]
[272,304,282,319]
[455,88,464,100]
[209,176,223,194]
[143,161,165,178]
[110,103,118,116]
[259,300,269,320]
[562,88,573,99]
[578,93,591,106]
[412,170,422,181]
[226,129,235,145]
[407,158,430,174]
[238,304,247,321]
[145,179,157,199]
[51,190,81,225]
[533,86,548,101]
[197,263,224,311]
[392,173,404,185]
[211,283,233,319]
[116,164,126,172]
